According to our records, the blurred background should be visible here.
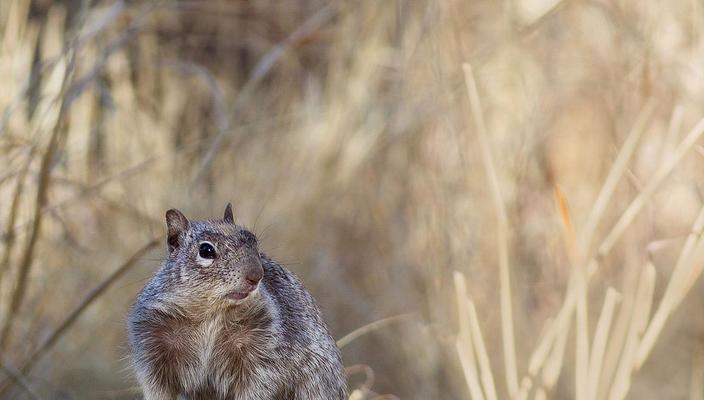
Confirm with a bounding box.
[1,0,704,399]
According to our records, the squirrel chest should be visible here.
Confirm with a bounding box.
[145,309,280,397]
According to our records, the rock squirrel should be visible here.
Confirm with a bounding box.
[128,204,347,400]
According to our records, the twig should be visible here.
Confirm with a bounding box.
[0,356,41,400]
[159,60,229,179]
[0,45,77,352]
[0,160,30,286]
[0,239,160,396]
[27,238,159,369]
[345,364,375,392]
[0,0,136,137]
[11,111,292,238]
[66,2,161,110]
[337,313,415,349]
[191,3,339,184]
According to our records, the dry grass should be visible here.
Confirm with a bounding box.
[1,0,704,399]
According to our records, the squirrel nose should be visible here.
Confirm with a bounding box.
[245,268,262,286]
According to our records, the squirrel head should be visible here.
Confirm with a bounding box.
[159,203,264,310]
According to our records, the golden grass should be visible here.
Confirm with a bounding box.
[1,0,704,399]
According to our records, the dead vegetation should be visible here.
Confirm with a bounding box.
[1,0,704,399]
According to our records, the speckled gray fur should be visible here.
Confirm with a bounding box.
[128,206,347,400]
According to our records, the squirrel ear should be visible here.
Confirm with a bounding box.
[223,203,234,223]
[165,209,190,252]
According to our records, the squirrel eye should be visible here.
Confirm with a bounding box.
[198,242,216,259]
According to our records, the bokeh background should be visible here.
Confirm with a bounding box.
[1,0,704,399]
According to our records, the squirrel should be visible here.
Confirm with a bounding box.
[127,204,348,400]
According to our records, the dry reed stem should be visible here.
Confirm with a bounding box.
[574,276,589,400]
[534,388,546,400]
[579,100,656,255]
[526,111,704,397]
[456,339,486,400]
[554,185,588,400]
[586,288,622,400]
[678,243,704,299]
[635,204,704,367]
[349,390,365,400]
[462,63,519,398]
[528,318,557,375]
[467,293,498,400]
[1,1,702,398]
[597,265,640,399]
[527,101,654,384]
[2,0,30,52]
[663,105,685,163]
[518,0,568,31]
[554,184,590,399]
[608,263,655,400]
[673,222,704,300]
[597,116,704,263]
[515,377,531,400]
[691,348,704,400]
[542,314,569,389]
[674,207,704,280]
[453,271,485,400]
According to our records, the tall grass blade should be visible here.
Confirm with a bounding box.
[462,63,519,398]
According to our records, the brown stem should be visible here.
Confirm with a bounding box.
[0,48,76,352]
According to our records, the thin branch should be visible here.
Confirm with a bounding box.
[337,313,415,349]
[0,239,160,396]
[345,364,375,393]
[0,45,77,352]
[0,159,30,286]
[28,238,159,369]
[191,3,339,184]
[0,356,41,400]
